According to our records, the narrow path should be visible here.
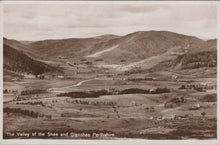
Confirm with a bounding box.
[47,78,98,93]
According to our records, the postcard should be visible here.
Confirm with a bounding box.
[0,1,219,144]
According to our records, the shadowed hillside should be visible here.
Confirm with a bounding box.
[3,44,62,76]
[149,39,217,71]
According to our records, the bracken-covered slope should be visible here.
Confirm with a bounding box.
[3,44,61,75]
[174,39,217,69]
[150,39,217,71]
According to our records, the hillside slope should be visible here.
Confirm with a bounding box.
[4,31,216,72]
[3,44,61,75]
[150,39,217,71]
[4,35,119,61]
[85,31,204,64]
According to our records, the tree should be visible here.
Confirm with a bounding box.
[179,85,185,89]
[3,89,8,94]
[201,112,206,117]
[150,106,155,111]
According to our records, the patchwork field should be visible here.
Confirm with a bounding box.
[3,68,217,139]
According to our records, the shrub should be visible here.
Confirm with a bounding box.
[202,94,217,102]
[201,112,206,117]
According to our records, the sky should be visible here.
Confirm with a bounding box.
[3,3,217,41]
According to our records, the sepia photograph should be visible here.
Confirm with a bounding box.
[1,1,219,142]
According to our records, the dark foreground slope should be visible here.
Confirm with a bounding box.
[3,44,61,76]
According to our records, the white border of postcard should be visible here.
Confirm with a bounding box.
[0,1,219,144]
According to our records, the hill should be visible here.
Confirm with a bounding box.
[149,39,217,71]
[3,34,119,61]
[85,31,203,64]
[4,31,217,72]
[3,44,61,76]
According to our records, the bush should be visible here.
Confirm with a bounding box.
[179,85,186,89]
[202,94,217,102]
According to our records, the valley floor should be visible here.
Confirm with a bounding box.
[3,68,217,140]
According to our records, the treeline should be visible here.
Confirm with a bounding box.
[57,88,170,98]
[3,89,18,94]
[57,90,110,98]
[128,78,154,82]
[15,101,45,107]
[119,88,170,94]
[3,107,51,119]
[21,89,46,95]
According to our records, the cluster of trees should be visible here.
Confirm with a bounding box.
[57,90,110,98]
[21,89,46,95]
[179,85,186,89]
[179,84,206,92]
[119,88,170,95]
[4,107,43,118]
[119,88,149,94]
[128,78,154,81]
[16,101,45,107]
[3,89,18,94]
[4,107,52,119]
[193,87,205,92]
[68,99,116,106]
[144,106,155,112]
[58,88,170,98]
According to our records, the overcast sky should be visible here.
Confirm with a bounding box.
[4,3,217,41]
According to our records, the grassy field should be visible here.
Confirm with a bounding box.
[3,68,217,139]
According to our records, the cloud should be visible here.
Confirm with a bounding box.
[3,4,217,41]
